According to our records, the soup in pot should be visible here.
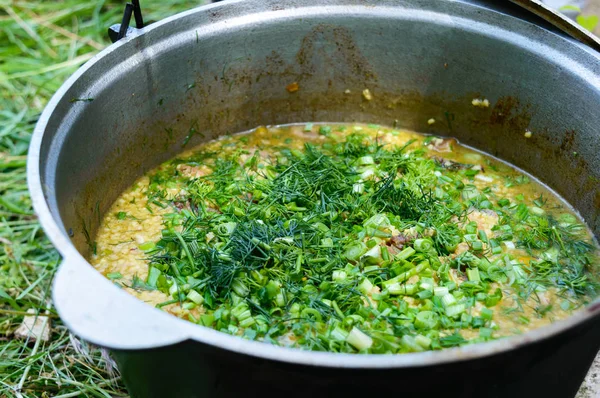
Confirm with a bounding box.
[90,123,599,353]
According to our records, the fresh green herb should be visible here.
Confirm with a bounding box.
[117,124,598,354]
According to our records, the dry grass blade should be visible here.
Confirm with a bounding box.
[2,5,58,59]
[19,8,104,51]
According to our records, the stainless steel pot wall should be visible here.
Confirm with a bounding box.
[28,0,600,397]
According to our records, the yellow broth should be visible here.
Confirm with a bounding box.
[91,124,599,352]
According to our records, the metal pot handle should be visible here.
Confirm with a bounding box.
[512,0,600,51]
[53,254,194,349]
[474,0,600,52]
[108,0,144,43]
[108,0,223,43]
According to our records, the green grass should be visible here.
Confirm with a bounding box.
[0,2,203,396]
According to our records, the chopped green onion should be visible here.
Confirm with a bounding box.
[415,334,432,349]
[347,327,373,350]
[358,156,375,165]
[301,308,323,322]
[466,268,480,282]
[487,266,508,283]
[216,222,237,236]
[464,234,478,242]
[232,279,250,297]
[388,283,418,296]
[381,246,390,262]
[445,303,465,317]
[107,272,123,280]
[320,237,334,247]
[558,213,577,224]
[414,238,433,253]
[332,270,347,281]
[352,183,365,194]
[200,314,214,327]
[138,241,155,251]
[530,206,545,216]
[319,125,332,136]
[265,280,280,299]
[395,247,416,261]
[331,326,349,341]
[332,301,345,319]
[462,186,479,201]
[231,302,250,319]
[415,311,439,329]
[344,242,367,261]
[361,245,382,265]
[275,292,286,307]
[187,290,204,305]
[239,317,256,328]
[146,267,161,287]
[480,308,493,321]
[485,288,503,307]
[479,327,493,338]
[419,278,434,290]
[471,240,483,251]
[358,278,374,294]
[383,261,429,288]
[497,198,510,207]
[477,230,488,242]
[156,299,179,308]
[168,283,180,297]
[401,335,424,352]
[465,222,478,234]
[441,294,457,308]
[363,265,379,273]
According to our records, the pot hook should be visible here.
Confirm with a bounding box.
[108,0,226,43]
[508,0,600,52]
[108,0,144,43]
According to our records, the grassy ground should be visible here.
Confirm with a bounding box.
[0,1,598,397]
[0,2,202,397]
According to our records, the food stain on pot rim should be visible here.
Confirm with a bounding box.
[90,123,599,354]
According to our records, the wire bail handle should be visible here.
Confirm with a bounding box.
[108,0,144,43]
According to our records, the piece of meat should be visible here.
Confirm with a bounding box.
[428,138,455,153]
[289,124,319,139]
[466,209,499,236]
[176,164,211,179]
[173,200,189,210]
[433,156,472,171]
[449,269,467,283]
[385,234,414,257]
[387,234,411,250]
[452,242,470,257]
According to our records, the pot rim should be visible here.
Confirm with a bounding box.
[27,0,600,368]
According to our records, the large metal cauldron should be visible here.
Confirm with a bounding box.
[27,0,600,397]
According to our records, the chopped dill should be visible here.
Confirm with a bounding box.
[106,123,598,354]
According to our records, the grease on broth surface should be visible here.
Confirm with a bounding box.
[91,124,599,353]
